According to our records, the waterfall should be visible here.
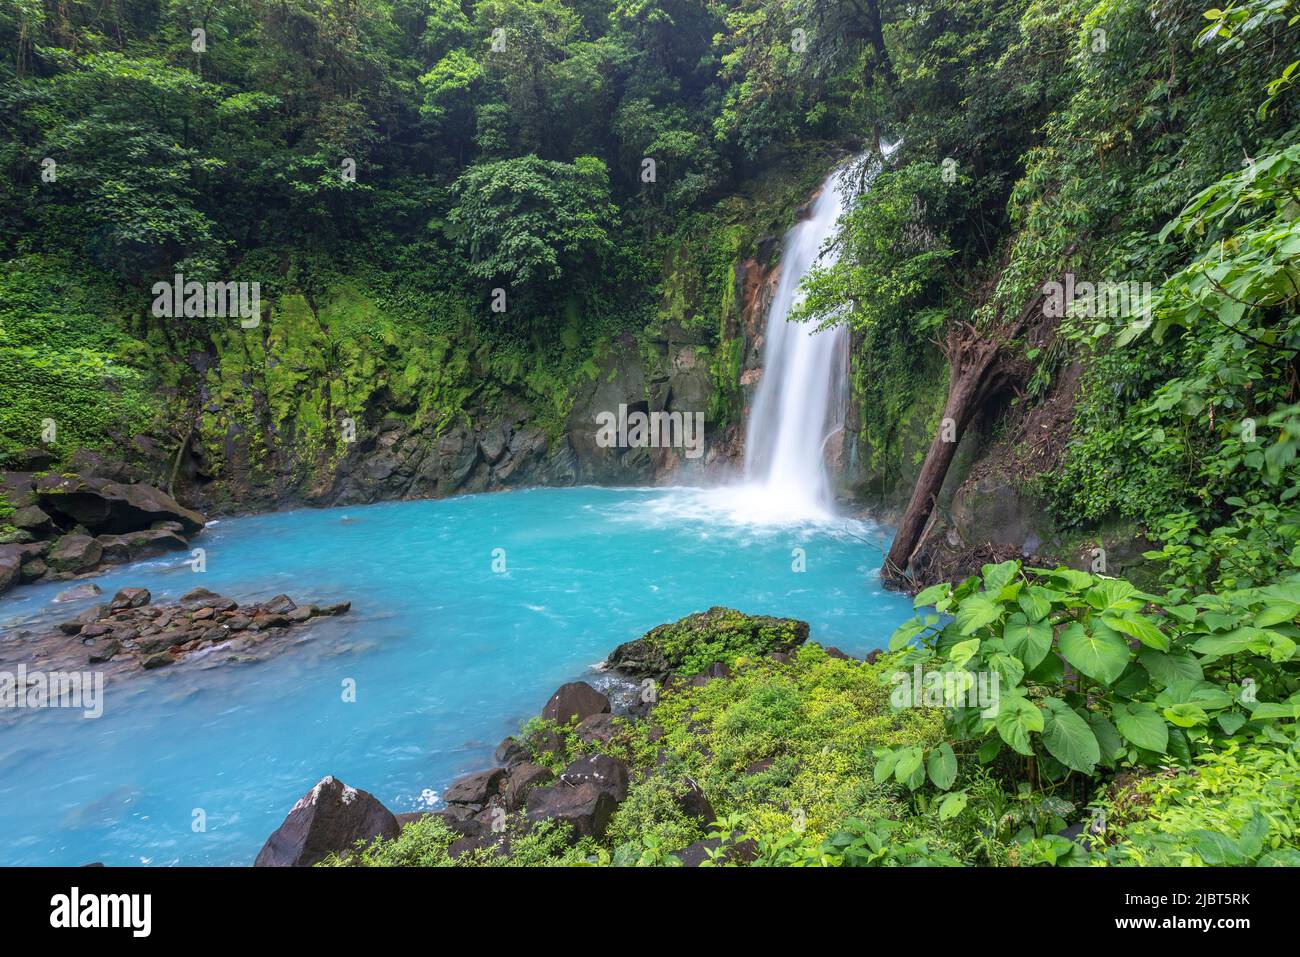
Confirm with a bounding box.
[741,158,858,521]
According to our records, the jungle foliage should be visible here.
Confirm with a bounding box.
[3,0,1300,866]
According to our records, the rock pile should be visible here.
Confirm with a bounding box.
[56,586,350,670]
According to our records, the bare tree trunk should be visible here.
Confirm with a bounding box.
[882,327,1001,584]
[880,265,1066,588]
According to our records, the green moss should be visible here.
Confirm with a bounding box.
[612,605,811,677]
[707,335,744,430]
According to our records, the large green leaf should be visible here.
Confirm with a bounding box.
[1102,613,1169,650]
[1039,698,1100,773]
[1113,702,1169,753]
[949,638,980,666]
[1192,830,1247,866]
[1086,579,1142,613]
[1137,648,1203,686]
[938,790,968,821]
[926,742,957,790]
[1254,602,1300,627]
[1004,614,1052,669]
[894,745,924,786]
[988,652,1025,690]
[1017,587,1053,623]
[1192,628,1259,657]
[913,582,951,610]
[955,595,1003,636]
[1086,711,1125,764]
[1162,703,1209,728]
[995,694,1043,756]
[1156,680,1233,711]
[981,560,1020,595]
[872,748,897,784]
[1058,620,1130,684]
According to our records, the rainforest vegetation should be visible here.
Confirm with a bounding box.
[2,0,1300,866]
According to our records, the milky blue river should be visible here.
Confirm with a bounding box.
[0,485,909,865]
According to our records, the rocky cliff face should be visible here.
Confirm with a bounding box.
[140,249,781,513]
[135,202,793,513]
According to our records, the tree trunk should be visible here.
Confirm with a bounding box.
[882,328,1002,585]
[879,265,1065,587]
[861,0,899,91]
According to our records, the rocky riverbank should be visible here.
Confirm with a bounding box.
[0,456,210,596]
[254,606,869,867]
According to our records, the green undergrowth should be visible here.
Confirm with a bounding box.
[0,255,166,466]
[345,556,1300,867]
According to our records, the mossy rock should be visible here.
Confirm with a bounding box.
[607,606,809,680]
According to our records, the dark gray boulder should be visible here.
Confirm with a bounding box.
[46,534,103,573]
[97,529,189,563]
[88,640,122,664]
[503,763,553,812]
[36,474,206,536]
[560,754,629,802]
[525,782,619,841]
[110,587,151,610]
[254,776,400,867]
[575,712,620,746]
[443,767,507,807]
[674,777,715,823]
[493,736,529,767]
[541,681,610,725]
[11,504,57,536]
[672,835,759,867]
[0,546,23,594]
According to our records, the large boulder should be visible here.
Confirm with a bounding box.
[0,546,22,594]
[607,606,809,681]
[493,736,529,767]
[443,768,507,808]
[46,534,103,573]
[519,754,631,843]
[96,529,190,563]
[36,474,206,536]
[672,835,759,867]
[541,681,610,725]
[254,776,400,867]
[574,712,620,747]
[525,782,619,841]
[3,447,55,471]
[11,504,58,536]
[503,763,553,812]
[559,754,629,802]
[674,777,716,823]
[110,587,151,610]
[53,583,102,603]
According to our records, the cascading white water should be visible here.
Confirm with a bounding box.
[740,159,857,521]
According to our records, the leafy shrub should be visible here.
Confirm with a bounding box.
[1099,731,1300,866]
